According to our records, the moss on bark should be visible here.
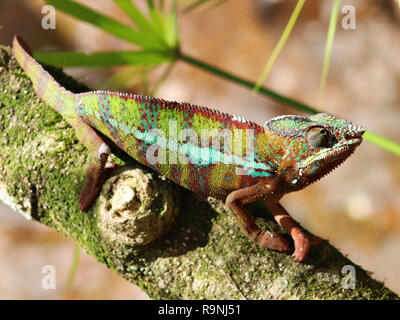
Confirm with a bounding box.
[0,44,398,299]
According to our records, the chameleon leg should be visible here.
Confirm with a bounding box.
[73,117,112,211]
[264,201,322,261]
[226,183,291,253]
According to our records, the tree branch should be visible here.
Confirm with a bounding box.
[0,44,397,299]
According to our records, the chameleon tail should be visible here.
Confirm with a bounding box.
[13,35,114,211]
[13,35,76,119]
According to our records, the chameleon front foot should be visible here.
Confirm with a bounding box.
[73,117,115,211]
[78,162,116,211]
[78,157,117,211]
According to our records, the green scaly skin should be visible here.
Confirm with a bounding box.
[12,36,364,261]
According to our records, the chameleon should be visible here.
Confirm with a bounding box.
[12,35,364,261]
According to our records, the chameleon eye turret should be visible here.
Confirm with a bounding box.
[305,126,337,149]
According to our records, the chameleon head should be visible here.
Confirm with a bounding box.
[264,113,364,189]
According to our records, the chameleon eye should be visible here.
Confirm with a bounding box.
[306,126,334,148]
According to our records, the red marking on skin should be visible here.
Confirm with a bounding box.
[105,94,262,133]
[188,164,212,194]
[169,165,183,185]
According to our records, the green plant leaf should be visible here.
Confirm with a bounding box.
[99,65,153,91]
[318,0,340,106]
[165,9,179,48]
[46,0,163,50]
[114,0,154,32]
[146,0,155,10]
[34,50,170,67]
[114,0,169,47]
[253,0,307,92]
[149,6,167,40]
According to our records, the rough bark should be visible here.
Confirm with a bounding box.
[0,44,398,300]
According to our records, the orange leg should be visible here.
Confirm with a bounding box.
[226,183,291,253]
[264,201,322,261]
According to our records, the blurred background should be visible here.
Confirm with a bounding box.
[0,0,399,299]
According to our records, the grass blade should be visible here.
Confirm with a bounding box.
[363,131,400,156]
[46,0,163,50]
[318,0,341,106]
[253,0,306,92]
[34,50,170,67]
[65,243,80,290]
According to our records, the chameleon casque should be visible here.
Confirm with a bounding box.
[13,35,364,261]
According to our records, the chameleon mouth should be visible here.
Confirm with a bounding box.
[301,137,362,169]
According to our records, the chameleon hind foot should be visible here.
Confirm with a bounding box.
[291,228,322,262]
[253,230,291,253]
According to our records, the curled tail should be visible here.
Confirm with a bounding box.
[13,35,76,121]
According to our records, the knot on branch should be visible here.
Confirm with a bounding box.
[97,166,180,251]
